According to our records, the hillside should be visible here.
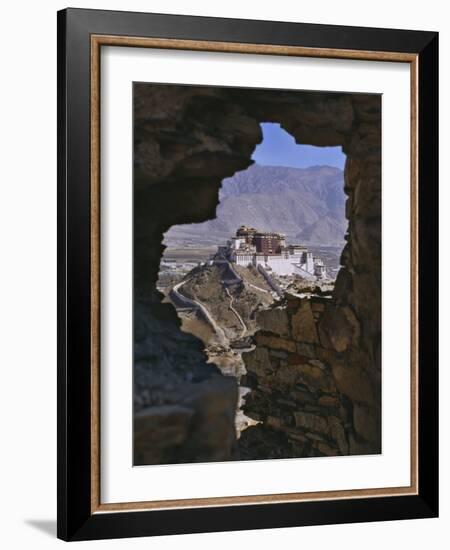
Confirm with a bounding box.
[164,163,347,247]
[179,263,274,343]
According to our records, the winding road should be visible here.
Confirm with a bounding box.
[224,287,247,338]
[246,281,271,294]
[170,278,227,344]
[170,258,279,343]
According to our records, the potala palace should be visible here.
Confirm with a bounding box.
[217,226,328,279]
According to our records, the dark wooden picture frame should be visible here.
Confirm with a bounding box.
[57,8,438,541]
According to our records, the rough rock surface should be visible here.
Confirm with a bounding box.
[133,83,381,463]
[239,293,380,458]
[133,295,239,464]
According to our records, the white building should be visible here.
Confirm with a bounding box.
[253,251,302,276]
[220,227,327,279]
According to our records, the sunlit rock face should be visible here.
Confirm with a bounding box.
[133,83,381,464]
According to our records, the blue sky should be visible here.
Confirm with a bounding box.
[251,122,345,170]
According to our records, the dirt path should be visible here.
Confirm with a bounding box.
[171,278,227,344]
[246,281,271,294]
[224,287,247,338]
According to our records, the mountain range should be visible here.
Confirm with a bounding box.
[164,163,347,247]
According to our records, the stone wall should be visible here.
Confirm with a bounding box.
[132,85,259,464]
[239,292,379,458]
[133,83,381,464]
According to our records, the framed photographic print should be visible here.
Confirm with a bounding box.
[57,8,438,541]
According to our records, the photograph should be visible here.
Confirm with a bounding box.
[51,5,439,542]
[133,83,382,465]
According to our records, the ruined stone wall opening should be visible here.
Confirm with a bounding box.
[133,83,381,465]
[156,120,348,440]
